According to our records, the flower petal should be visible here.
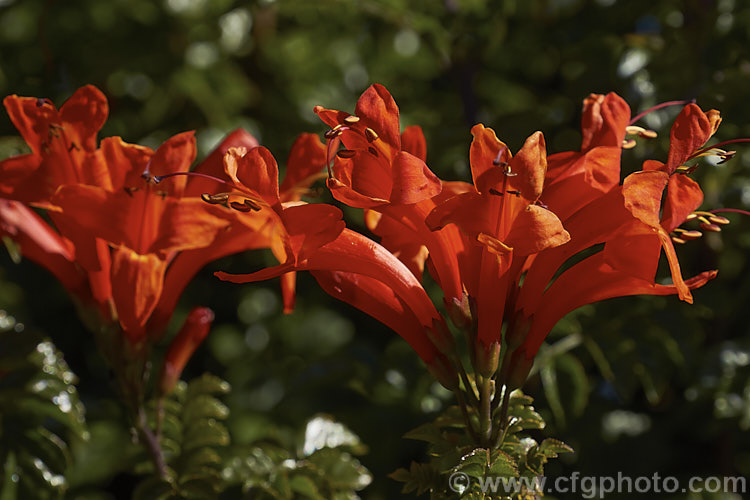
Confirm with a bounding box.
[665,103,712,173]
[312,270,438,363]
[401,125,427,162]
[354,83,401,152]
[389,151,442,204]
[279,133,327,201]
[224,146,280,206]
[111,246,167,341]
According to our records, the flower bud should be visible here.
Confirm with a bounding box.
[426,354,458,391]
[446,293,473,331]
[426,318,455,356]
[158,307,214,395]
[506,349,534,390]
[475,340,501,377]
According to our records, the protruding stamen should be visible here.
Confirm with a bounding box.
[364,128,379,143]
[625,125,658,139]
[709,215,730,225]
[343,115,360,124]
[622,139,637,149]
[671,236,687,245]
[229,200,260,212]
[674,228,703,240]
[628,98,696,126]
[201,193,229,204]
[336,149,357,159]
[699,222,721,233]
[323,124,345,140]
[690,138,750,161]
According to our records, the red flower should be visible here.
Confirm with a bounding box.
[505,99,723,381]
[159,307,215,395]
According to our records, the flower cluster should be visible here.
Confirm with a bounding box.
[0,83,742,448]
[0,86,327,398]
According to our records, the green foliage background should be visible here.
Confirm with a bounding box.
[1,0,749,498]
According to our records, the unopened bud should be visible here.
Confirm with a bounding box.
[506,349,534,390]
[475,341,501,377]
[159,307,214,395]
[426,354,458,391]
[427,318,455,356]
[505,314,531,350]
[446,293,473,331]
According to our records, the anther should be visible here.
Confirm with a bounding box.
[622,139,637,149]
[625,125,657,139]
[506,189,521,196]
[503,164,517,177]
[201,193,229,204]
[364,128,379,143]
[336,149,357,159]
[324,128,342,140]
[230,201,255,212]
[671,236,687,245]
[343,115,360,124]
[674,228,703,240]
[368,147,379,157]
[708,215,730,225]
[699,222,721,233]
[229,199,261,212]
[488,188,504,196]
[717,151,736,164]
[123,187,139,197]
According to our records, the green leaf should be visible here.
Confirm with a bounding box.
[538,438,574,458]
[402,422,445,444]
[289,473,324,499]
[186,374,231,398]
[182,394,229,423]
[306,448,372,491]
[132,476,175,500]
[488,450,518,477]
[452,448,489,478]
[183,419,230,450]
[388,461,441,496]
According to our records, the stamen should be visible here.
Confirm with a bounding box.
[690,138,750,160]
[625,125,658,139]
[336,149,357,159]
[201,193,229,204]
[488,188,504,197]
[368,147,379,157]
[229,199,261,212]
[622,139,637,149]
[700,222,721,233]
[123,187,139,197]
[671,236,687,245]
[628,98,696,125]
[364,128,379,143]
[673,228,703,240]
[506,189,521,196]
[343,115,360,124]
[708,215,730,225]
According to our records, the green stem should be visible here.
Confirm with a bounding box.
[454,388,479,443]
[492,386,511,449]
[479,376,493,446]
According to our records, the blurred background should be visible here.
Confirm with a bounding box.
[1,0,749,498]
